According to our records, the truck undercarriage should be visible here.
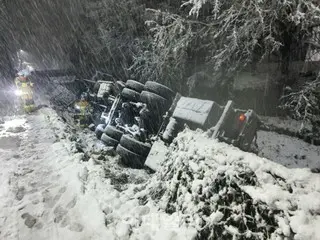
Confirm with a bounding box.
[46,76,261,170]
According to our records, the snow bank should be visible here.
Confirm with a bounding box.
[136,129,320,240]
[81,138,196,240]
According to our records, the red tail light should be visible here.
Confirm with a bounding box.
[239,113,246,122]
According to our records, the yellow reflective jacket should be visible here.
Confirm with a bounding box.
[14,77,34,98]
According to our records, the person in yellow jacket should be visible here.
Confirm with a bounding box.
[74,93,92,127]
[14,74,35,113]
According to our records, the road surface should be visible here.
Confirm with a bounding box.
[0,108,108,240]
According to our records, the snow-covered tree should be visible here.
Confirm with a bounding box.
[184,0,320,82]
[78,0,146,80]
[127,0,320,94]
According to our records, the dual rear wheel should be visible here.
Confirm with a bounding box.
[99,124,151,169]
[100,80,174,168]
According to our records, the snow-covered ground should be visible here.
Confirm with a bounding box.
[257,116,320,170]
[257,130,320,170]
[0,108,320,239]
[259,116,312,133]
[0,108,193,240]
[0,109,111,239]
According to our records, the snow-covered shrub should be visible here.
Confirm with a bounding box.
[279,75,320,143]
[140,130,291,239]
[280,76,320,122]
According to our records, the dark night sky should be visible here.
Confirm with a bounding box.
[0,0,84,72]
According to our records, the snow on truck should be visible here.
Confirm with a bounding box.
[31,71,261,169]
[14,69,260,169]
[93,79,261,171]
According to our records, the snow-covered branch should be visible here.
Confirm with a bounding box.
[280,75,320,122]
[180,0,320,75]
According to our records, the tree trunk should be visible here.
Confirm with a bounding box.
[280,30,292,87]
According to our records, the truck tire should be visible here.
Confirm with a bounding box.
[119,135,151,157]
[104,125,123,141]
[144,81,174,101]
[101,133,119,147]
[121,88,140,102]
[116,144,145,169]
[95,124,106,139]
[140,91,170,114]
[126,80,144,93]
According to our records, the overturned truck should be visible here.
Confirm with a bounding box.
[94,80,261,170]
